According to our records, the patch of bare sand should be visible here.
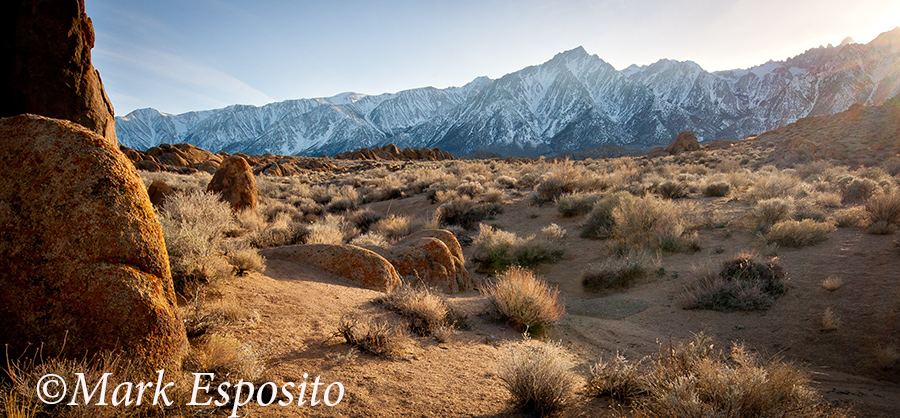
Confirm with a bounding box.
[224,256,612,417]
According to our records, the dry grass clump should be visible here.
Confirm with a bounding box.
[472,224,564,273]
[348,209,385,233]
[186,334,266,383]
[612,194,689,251]
[307,214,352,245]
[370,214,416,241]
[765,219,835,247]
[540,223,567,241]
[456,181,486,198]
[820,276,843,291]
[495,175,519,189]
[246,221,308,248]
[703,181,731,197]
[832,206,868,228]
[753,198,795,230]
[682,254,788,311]
[820,307,842,332]
[865,189,900,234]
[582,251,660,292]
[1,352,157,418]
[556,192,602,217]
[580,192,629,239]
[435,197,502,230]
[349,231,390,247]
[748,170,799,200]
[655,180,690,199]
[375,285,465,339]
[182,293,261,337]
[226,247,266,275]
[532,163,581,204]
[586,352,644,402]
[159,190,235,292]
[625,335,850,418]
[335,315,407,358]
[482,267,565,337]
[840,175,878,203]
[497,340,577,417]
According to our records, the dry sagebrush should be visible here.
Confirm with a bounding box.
[482,267,565,337]
[497,340,577,417]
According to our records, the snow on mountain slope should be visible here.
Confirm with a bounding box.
[117,28,900,157]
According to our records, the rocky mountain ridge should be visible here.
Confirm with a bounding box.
[116,28,900,157]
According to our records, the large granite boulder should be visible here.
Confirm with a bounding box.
[264,244,401,291]
[665,131,701,155]
[207,155,258,210]
[0,114,187,371]
[0,0,117,145]
[371,229,472,293]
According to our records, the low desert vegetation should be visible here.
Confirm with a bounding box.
[375,284,466,340]
[589,334,850,418]
[497,340,577,417]
[482,267,565,337]
[682,253,789,311]
[586,351,644,402]
[865,189,900,234]
[582,251,661,292]
[158,190,235,293]
[185,334,266,383]
[556,191,601,217]
[765,219,836,247]
[472,224,564,273]
[335,315,407,358]
[435,197,502,230]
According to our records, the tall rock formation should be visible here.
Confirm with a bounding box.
[0,115,186,372]
[0,0,117,145]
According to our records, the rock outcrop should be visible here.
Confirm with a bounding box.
[665,131,701,155]
[372,229,473,293]
[147,180,175,207]
[264,244,401,291]
[1,0,117,145]
[0,114,187,371]
[207,155,258,210]
[334,144,454,161]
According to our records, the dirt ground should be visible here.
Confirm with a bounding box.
[219,192,900,417]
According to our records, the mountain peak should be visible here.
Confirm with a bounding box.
[839,36,855,47]
[555,46,588,59]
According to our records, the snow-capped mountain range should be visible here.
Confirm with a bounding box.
[116,28,900,157]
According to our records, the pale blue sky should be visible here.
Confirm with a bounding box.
[86,0,900,115]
